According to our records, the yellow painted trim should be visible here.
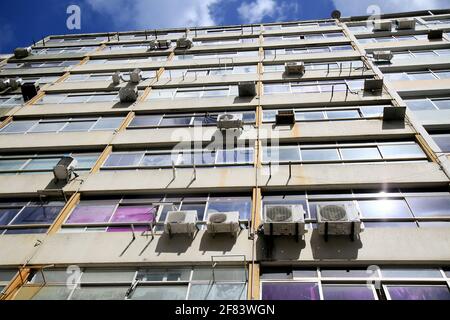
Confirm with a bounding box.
[416,133,438,163]
[25,91,45,106]
[47,193,81,235]
[54,72,71,84]
[117,111,135,132]
[90,146,112,173]
[1,268,31,300]
[0,116,13,130]
[138,87,152,102]
[247,263,260,300]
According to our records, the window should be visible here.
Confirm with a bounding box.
[2,60,79,69]
[174,50,258,61]
[0,152,99,175]
[261,266,450,300]
[0,117,124,134]
[102,147,254,169]
[429,132,450,152]
[0,200,64,235]
[262,189,450,228]
[263,79,364,95]
[36,92,121,104]
[0,95,24,107]
[23,266,246,300]
[147,86,239,100]
[264,45,353,57]
[262,141,425,164]
[61,194,251,233]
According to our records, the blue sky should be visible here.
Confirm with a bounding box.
[0,0,449,53]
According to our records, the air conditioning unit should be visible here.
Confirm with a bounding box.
[372,51,393,62]
[317,203,362,240]
[21,82,40,101]
[8,78,23,90]
[157,39,171,49]
[263,204,306,236]
[396,18,415,30]
[147,40,157,50]
[275,110,295,125]
[364,78,383,93]
[217,113,244,130]
[207,211,240,235]
[176,37,193,49]
[238,81,256,97]
[428,29,443,40]
[112,72,121,85]
[53,156,77,182]
[14,47,32,59]
[0,79,10,90]
[119,86,138,103]
[383,106,406,122]
[284,62,305,76]
[129,69,143,83]
[164,210,198,237]
[373,20,392,32]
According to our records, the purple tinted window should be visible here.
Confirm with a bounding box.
[66,204,116,223]
[4,228,48,234]
[0,208,20,225]
[322,284,376,300]
[110,206,156,223]
[387,285,450,300]
[406,196,450,217]
[358,199,412,218]
[11,206,62,224]
[261,282,320,300]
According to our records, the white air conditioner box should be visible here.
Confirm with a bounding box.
[263,205,306,236]
[207,211,240,235]
[284,62,305,76]
[317,203,362,236]
[53,156,77,182]
[129,69,143,83]
[217,113,244,130]
[119,86,138,103]
[176,37,193,49]
[396,18,415,30]
[164,210,198,236]
[373,20,392,32]
[157,39,172,49]
[372,51,393,62]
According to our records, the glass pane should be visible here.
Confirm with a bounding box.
[141,154,174,167]
[0,208,20,225]
[216,149,253,164]
[263,146,300,162]
[1,121,36,134]
[189,283,246,300]
[301,149,340,161]
[70,286,128,300]
[61,121,95,132]
[88,94,117,102]
[431,134,450,152]
[406,196,450,218]
[295,112,324,121]
[136,269,190,282]
[29,122,66,133]
[358,199,412,218]
[322,284,376,300]
[326,110,360,119]
[207,198,252,220]
[66,204,116,223]
[192,267,246,281]
[160,116,192,126]
[381,268,443,279]
[261,282,320,300]
[386,285,450,300]
[103,153,144,167]
[180,203,206,221]
[433,99,450,110]
[92,118,123,130]
[12,205,62,224]
[340,147,381,160]
[129,115,161,127]
[379,144,425,159]
[31,286,72,300]
[405,99,436,111]
[130,285,187,300]
[0,159,27,171]
[321,269,374,278]
[73,155,99,169]
[80,270,136,283]
[110,205,156,223]
[23,158,60,170]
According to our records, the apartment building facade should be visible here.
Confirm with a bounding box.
[0,9,450,301]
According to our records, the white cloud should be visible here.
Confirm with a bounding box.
[237,0,299,23]
[237,0,276,23]
[84,0,219,29]
[332,0,450,17]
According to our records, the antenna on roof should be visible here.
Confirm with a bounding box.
[117,32,120,41]
[107,33,110,41]
[42,36,46,46]
[331,10,341,19]
[144,30,148,40]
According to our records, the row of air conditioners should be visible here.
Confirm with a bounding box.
[0,77,40,101]
[164,210,240,238]
[263,203,362,241]
[373,18,416,31]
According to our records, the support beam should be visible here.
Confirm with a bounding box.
[0,268,31,300]
[117,111,135,132]
[90,146,112,173]
[247,263,260,300]
[47,193,81,234]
